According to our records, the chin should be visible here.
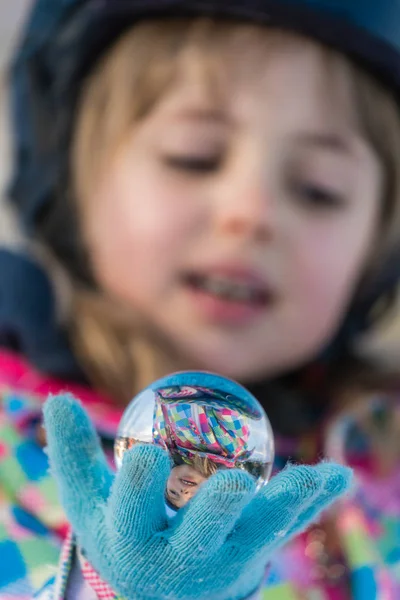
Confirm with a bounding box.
[189,348,274,382]
[190,343,321,384]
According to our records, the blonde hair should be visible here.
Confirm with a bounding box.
[68,18,400,403]
[114,438,219,477]
[188,454,219,478]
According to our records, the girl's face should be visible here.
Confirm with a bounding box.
[81,33,382,381]
[166,464,207,509]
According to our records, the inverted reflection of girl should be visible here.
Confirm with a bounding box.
[152,389,255,509]
[116,389,258,509]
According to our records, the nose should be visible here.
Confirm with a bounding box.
[181,487,195,498]
[212,161,275,243]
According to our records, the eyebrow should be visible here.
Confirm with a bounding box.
[294,132,353,155]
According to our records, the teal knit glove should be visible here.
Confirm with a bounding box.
[43,394,353,600]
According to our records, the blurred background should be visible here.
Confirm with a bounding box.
[0,0,29,247]
[1,0,400,365]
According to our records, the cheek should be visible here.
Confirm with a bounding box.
[167,477,177,489]
[82,162,198,293]
[290,220,375,330]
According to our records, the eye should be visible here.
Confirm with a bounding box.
[179,478,197,487]
[163,155,222,174]
[290,180,346,209]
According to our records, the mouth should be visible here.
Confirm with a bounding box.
[182,266,275,309]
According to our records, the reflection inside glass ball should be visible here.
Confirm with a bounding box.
[115,371,274,510]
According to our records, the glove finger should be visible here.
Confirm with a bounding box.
[273,463,353,548]
[232,463,352,559]
[169,469,255,556]
[43,394,113,531]
[109,444,169,544]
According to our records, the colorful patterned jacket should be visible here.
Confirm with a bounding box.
[0,349,399,600]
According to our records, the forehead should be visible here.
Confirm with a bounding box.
[156,30,358,134]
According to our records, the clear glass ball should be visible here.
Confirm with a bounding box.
[115,371,275,509]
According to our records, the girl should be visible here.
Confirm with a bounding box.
[1,0,400,598]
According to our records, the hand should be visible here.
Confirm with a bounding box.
[44,394,353,600]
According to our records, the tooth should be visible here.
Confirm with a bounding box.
[231,287,251,301]
[205,279,230,296]
[220,283,237,298]
[197,275,260,302]
[220,281,249,300]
